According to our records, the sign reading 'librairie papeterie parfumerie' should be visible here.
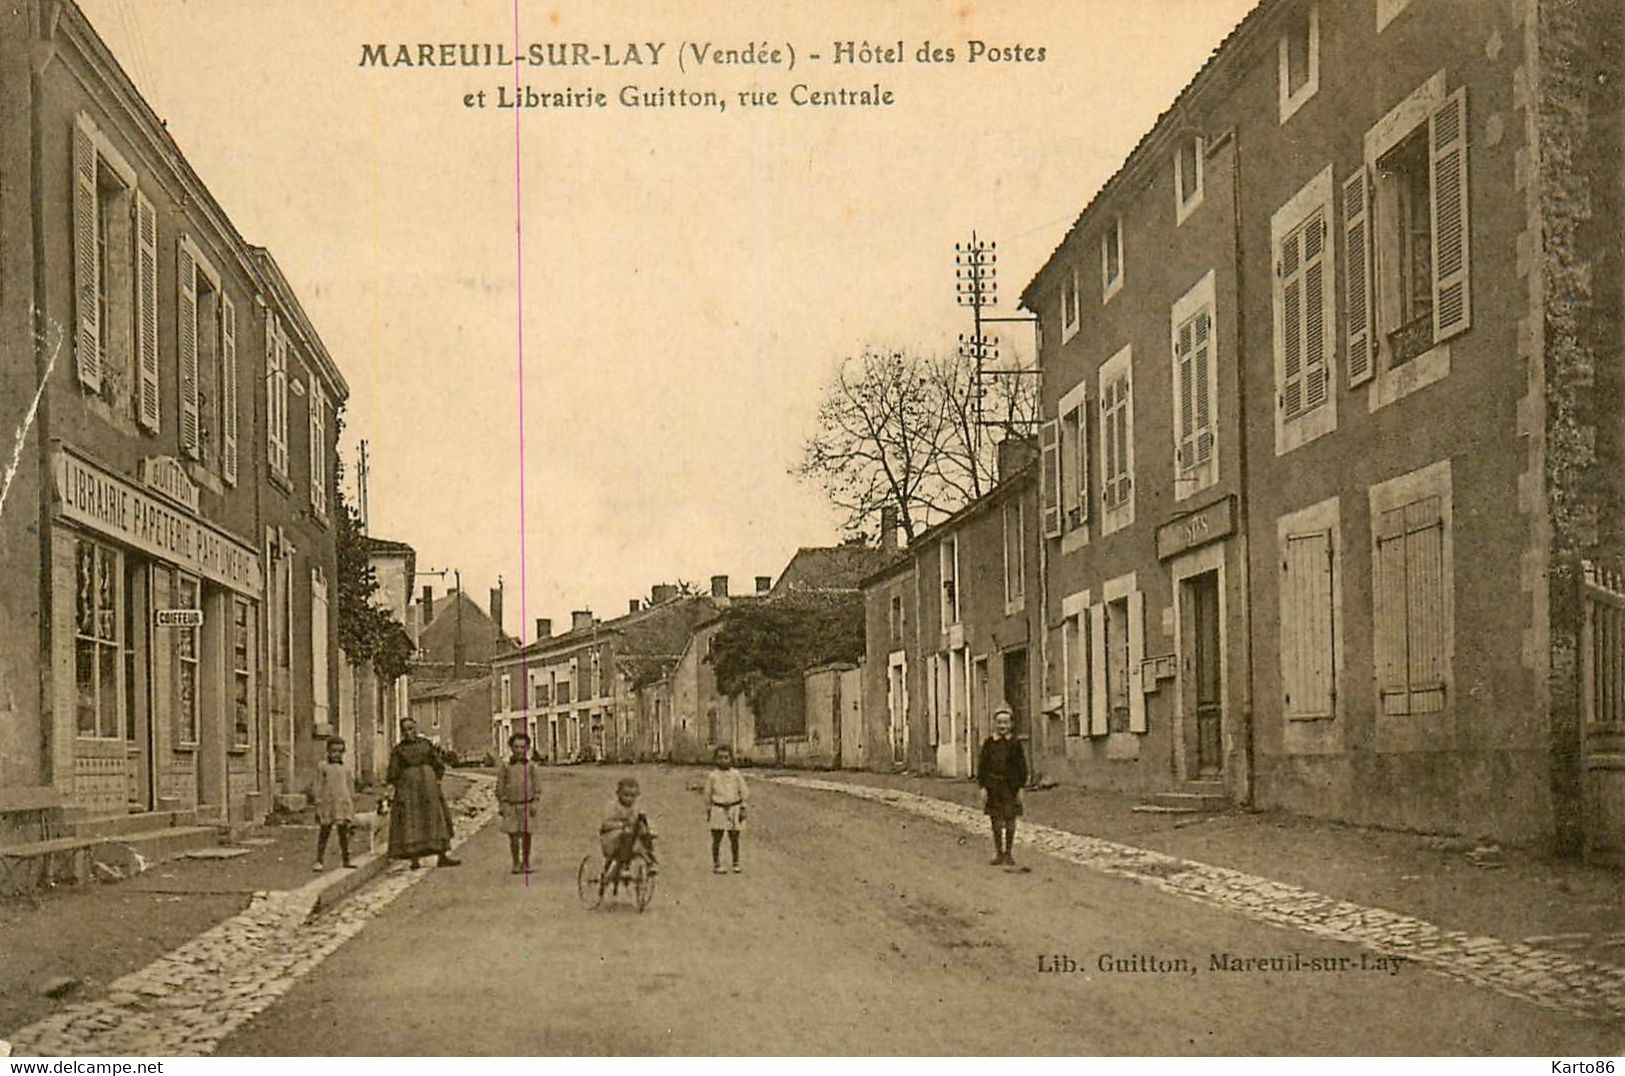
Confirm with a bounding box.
[53,449,264,599]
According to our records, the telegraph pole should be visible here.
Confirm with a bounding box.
[954,233,1041,461]
[356,438,370,534]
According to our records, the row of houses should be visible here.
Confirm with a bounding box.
[0,1,352,838]
[872,0,1624,861]
[486,0,1623,863]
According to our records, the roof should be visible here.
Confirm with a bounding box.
[1018,0,1274,310]
[410,676,489,703]
[859,462,1038,591]
[498,594,722,664]
[363,536,415,556]
[252,248,349,400]
[771,544,899,596]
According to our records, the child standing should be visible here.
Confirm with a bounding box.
[311,736,356,871]
[599,776,657,879]
[496,731,543,875]
[977,706,1028,866]
[703,746,748,874]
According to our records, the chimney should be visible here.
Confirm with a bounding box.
[880,504,900,550]
[421,585,434,622]
[996,433,1039,482]
[629,598,642,614]
[650,583,677,605]
[571,609,594,632]
[535,617,551,640]
[710,575,729,598]
[489,585,503,636]
[755,575,772,594]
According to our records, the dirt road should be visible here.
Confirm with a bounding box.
[216,765,1622,1055]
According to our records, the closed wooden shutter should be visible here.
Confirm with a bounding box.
[1343,169,1374,386]
[1175,318,1196,468]
[1430,87,1471,343]
[1302,210,1329,412]
[220,295,238,485]
[1039,419,1061,537]
[177,244,200,457]
[1404,497,1446,713]
[1088,603,1108,736]
[134,190,160,431]
[312,569,330,735]
[1374,507,1411,715]
[73,118,101,392]
[1127,590,1147,734]
[1193,311,1213,463]
[1073,400,1090,522]
[1064,614,1086,736]
[1280,229,1303,418]
[1282,529,1334,717]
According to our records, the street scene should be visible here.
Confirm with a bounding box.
[1,0,1624,1060]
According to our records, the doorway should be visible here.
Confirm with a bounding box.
[1188,571,1223,777]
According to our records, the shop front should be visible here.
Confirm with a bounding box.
[52,448,263,821]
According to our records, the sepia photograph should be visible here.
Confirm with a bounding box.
[0,0,1621,1060]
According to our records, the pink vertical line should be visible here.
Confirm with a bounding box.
[512,0,532,885]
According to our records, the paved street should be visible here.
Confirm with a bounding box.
[208,765,1620,1056]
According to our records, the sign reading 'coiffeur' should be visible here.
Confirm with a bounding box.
[155,609,204,628]
[1155,495,1236,561]
[53,449,263,598]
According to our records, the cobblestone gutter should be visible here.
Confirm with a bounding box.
[775,777,1625,1023]
[4,775,498,1057]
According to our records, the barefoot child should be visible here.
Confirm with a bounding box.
[703,746,748,874]
[311,736,356,871]
[496,731,542,875]
[599,776,658,880]
[977,706,1028,866]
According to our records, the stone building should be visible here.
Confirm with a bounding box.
[0,0,345,835]
[1019,0,1624,856]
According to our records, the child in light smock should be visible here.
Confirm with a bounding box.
[703,745,748,874]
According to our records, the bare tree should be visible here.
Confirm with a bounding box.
[927,348,1038,506]
[795,346,1036,543]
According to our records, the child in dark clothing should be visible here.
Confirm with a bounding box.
[977,706,1028,866]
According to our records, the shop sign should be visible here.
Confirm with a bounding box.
[54,448,263,598]
[1156,495,1235,561]
[139,456,200,514]
[155,609,204,628]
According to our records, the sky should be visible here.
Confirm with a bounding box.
[76,0,1259,640]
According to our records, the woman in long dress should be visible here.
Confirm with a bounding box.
[386,717,462,869]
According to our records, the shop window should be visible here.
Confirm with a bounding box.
[74,539,122,740]
[232,598,253,750]
[175,574,200,746]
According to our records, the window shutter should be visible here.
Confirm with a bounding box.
[1430,87,1471,343]
[1074,400,1090,522]
[1039,419,1061,538]
[1283,530,1334,717]
[1404,497,1446,713]
[1127,589,1147,734]
[134,190,160,431]
[1100,389,1117,506]
[1280,230,1303,418]
[1118,373,1133,504]
[1302,211,1329,411]
[1374,508,1410,715]
[220,295,238,485]
[73,117,101,392]
[1175,320,1196,469]
[1193,311,1213,463]
[177,243,200,458]
[309,389,322,513]
[1343,169,1374,386]
[1088,603,1108,736]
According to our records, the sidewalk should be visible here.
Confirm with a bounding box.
[0,774,472,1037]
[776,769,1625,968]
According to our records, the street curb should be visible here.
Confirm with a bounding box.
[304,851,391,920]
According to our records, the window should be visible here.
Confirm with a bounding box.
[1101,219,1124,302]
[1058,380,1089,538]
[1175,135,1204,223]
[1003,499,1025,608]
[940,537,959,627]
[1374,493,1449,716]
[311,567,330,736]
[1272,168,1336,454]
[178,239,234,475]
[232,599,253,749]
[1105,597,1131,732]
[532,676,548,709]
[1090,575,1146,735]
[71,114,142,411]
[74,539,122,740]
[557,678,572,706]
[888,592,904,649]
[266,316,290,479]
[309,384,329,519]
[1061,268,1080,341]
[1172,271,1219,497]
[590,649,602,700]
[1278,4,1320,123]
[1352,78,1471,397]
[1040,419,1061,538]
[1060,594,1090,737]
[1281,527,1335,719]
[175,574,200,746]
[501,674,512,713]
[1098,345,1134,532]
